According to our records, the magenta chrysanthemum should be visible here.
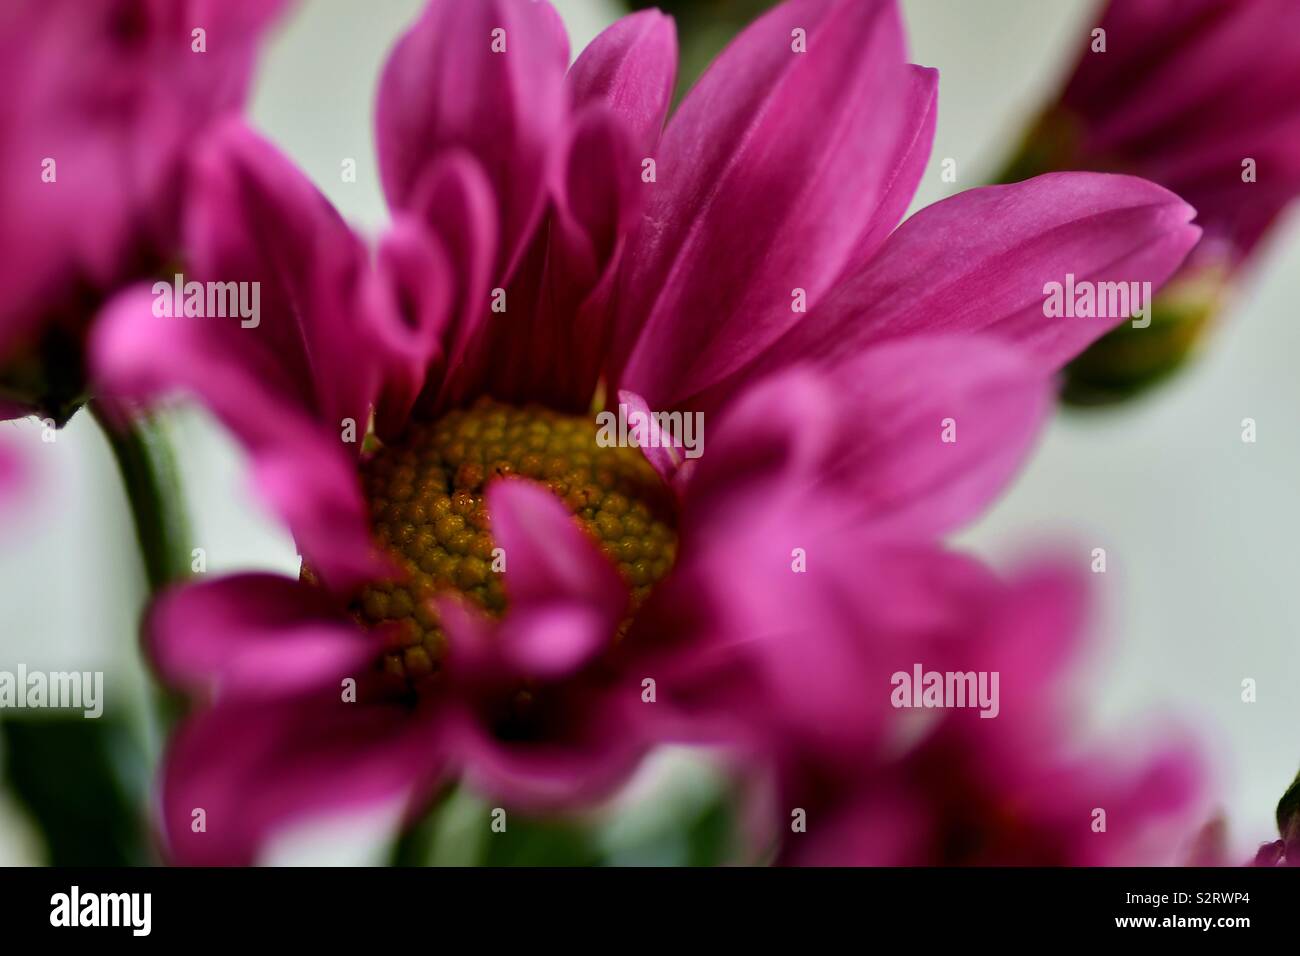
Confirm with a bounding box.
[0,0,289,422]
[90,0,1206,865]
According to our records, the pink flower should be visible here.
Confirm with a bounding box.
[765,557,1207,866]
[1001,0,1300,401]
[0,0,289,422]
[1052,0,1300,269]
[93,0,1200,864]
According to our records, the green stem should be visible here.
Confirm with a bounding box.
[90,401,192,745]
[90,401,193,592]
[389,808,442,867]
[388,784,459,866]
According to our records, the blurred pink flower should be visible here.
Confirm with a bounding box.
[92,0,1201,864]
[767,558,1207,866]
[0,0,289,422]
[1003,0,1300,401]
[1055,0,1300,270]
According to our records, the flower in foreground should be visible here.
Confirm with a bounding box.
[95,0,1202,864]
[768,555,1206,865]
[0,0,288,424]
[997,0,1300,402]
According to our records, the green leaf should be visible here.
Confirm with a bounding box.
[1,712,151,865]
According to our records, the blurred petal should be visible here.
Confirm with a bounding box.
[161,691,441,865]
[693,336,1051,538]
[0,0,290,346]
[1058,0,1300,259]
[435,691,648,811]
[645,493,1003,763]
[683,367,837,536]
[91,123,389,591]
[92,287,384,593]
[183,121,378,430]
[819,337,1051,537]
[147,574,373,698]
[426,480,641,806]
[486,478,626,622]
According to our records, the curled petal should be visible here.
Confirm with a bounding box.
[376,0,569,283]
[369,217,453,438]
[147,574,373,698]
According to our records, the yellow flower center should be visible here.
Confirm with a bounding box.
[352,397,677,694]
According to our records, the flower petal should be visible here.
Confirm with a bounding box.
[433,477,628,686]
[693,336,1050,538]
[567,9,678,156]
[183,120,378,430]
[368,216,453,439]
[644,493,1003,765]
[404,151,500,413]
[475,107,643,410]
[375,0,569,283]
[498,604,618,681]
[0,0,289,345]
[425,479,641,806]
[1064,0,1300,158]
[429,8,675,411]
[435,690,648,811]
[91,287,385,593]
[161,690,441,865]
[616,389,682,490]
[817,336,1051,537]
[90,124,388,591]
[755,172,1200,376]
[486,477,626,623]
[854,63,938,259]
[611,0,935,408]
[1059,0,1300,257]
[682,367,838,537]
[147,574,374,698]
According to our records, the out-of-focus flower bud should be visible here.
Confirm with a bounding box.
[995,0,1300,404]
[1059,256,1231,405]
[0,0,290,424]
